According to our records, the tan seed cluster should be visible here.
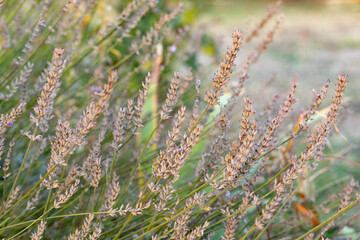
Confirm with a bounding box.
[154,106,186,179]
[68,213,94,240]
[31,48,65,132]
[160,72,181,120]
[30,219,47,240]
[224,97,257,185]
[42,120,74,189]
[99,174,121,219]
[133,73,151,129]
[82,130,105,188]
[54,178,80,208]
[245,0,281,43]
[3,185,21,211]
[257,79,297,155]
[142,3,183,46]
[75,71,118,146]
[204,29,243,105]
[0,103,24,158]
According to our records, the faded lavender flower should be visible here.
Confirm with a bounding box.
[42,120,74,189]
[30,219,47,240]
[31,48,66,132]
[75,71,118,146]
[160,72,181,120]
[53,178,80,208]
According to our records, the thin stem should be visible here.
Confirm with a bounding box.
[43,189,52,215]
[110,44,144,71]
[133,189,216,240]
[100,132,136,209]
[8,208,52,239]
[0,145,75,219]
[3,127,37,213]
[92,187,96,212]
[113,215,134,239]
[254,188,297,240]
[1,210,117,232]
[116,122,160,206]
[241,225,256,240]
[330,208,360,240]
[296,199,359,240]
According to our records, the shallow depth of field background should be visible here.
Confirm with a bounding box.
[182,0,360,185]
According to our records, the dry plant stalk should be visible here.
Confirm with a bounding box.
[204,29,243,105]
[30,48,66,132]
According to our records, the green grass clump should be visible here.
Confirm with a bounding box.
[0,0,358,239]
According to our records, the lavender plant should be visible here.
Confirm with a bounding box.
[0,0,358,239]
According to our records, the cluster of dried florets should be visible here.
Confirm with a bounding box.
[30,219,47,240]
[234,14,283,104]
[0,103,24,157]
[31,48,65,132]
[133,73,151,129]
[82,129,106,188]
[257,79,297,156]
[142,3,183,46]
[75,71,118,146]
[170,195,208,240]
[42,120,74,189]
[53,178,80,209]
[160,72,181,120]
[245,0,281,43]
[154,122,203,182]
[223,97,257,186]
[154,106,186,179]
[117,201,152,216]
[204,29,243,105]
[68,213,95,240]
[99,174,121,219]
[196,112,230,178]
[0,62,33,101]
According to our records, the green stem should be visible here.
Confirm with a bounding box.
[241,225,256,240]
[43,189,52,215]
[110,44,144,71]
[8,208,52,239]
[3,127,37,213]
[0,123,32,159]
[254,189,297,240]
[0,145,75,219]
[100,132,136,209]
[133,189,216,240]
[115,122,160,206]
[113,215,134,239]
[1,210,116,232]
[295,199,359,240]
[92,187,96,212]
